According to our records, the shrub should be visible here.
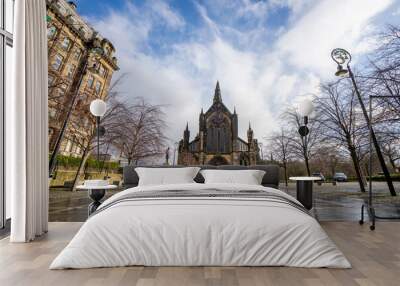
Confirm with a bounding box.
[368,174,400,182]
[51,155,120,170]
[54,155,81,168]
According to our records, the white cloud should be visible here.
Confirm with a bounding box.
[277,0,392,75]
[235,0,270,19]
[148,0,185,30]
[89,0,395,147]
[392,6,400,16]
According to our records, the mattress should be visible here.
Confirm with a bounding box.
[50,183,351,269]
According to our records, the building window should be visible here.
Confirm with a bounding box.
[65,140,72,153]
[98,64,107,77]
[71,143,78,154]
[52,54,64,71]
[83,117,90,128]
[66,64,76,79]
[47,25,57,39]
[94,81,102,94]
[48,75,55,86]
[81,92,88,101]
[73,48,82,61]
[56,2,67,14]
[49,107,57,118]
[105,46,111,56]
[55,83,68,97]
[61,37,71,50]
[87,75,94,88]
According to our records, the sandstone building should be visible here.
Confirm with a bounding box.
[47,0,118,158]
[178,82,259,166]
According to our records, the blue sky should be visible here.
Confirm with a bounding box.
[75,0,292,55]
[73,0,400,144]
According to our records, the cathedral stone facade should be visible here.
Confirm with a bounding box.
[177,82,259,166]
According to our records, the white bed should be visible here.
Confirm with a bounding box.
[50,183,350,269]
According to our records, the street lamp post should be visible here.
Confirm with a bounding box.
[331,48,396,196]
[298,99,314,176]
[90,99,107,172]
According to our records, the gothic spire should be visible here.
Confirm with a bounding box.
[213,81,222,103]
[233,106,237,114]
[183,122,190,149]
[247,122,254,139]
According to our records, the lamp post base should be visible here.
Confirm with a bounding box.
[88,189,105,216]
[296,180,313,210]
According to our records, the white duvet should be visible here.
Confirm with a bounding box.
[50,183,351,269]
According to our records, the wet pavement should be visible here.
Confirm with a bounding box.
[49,182,400,222]
[283,181,400,221]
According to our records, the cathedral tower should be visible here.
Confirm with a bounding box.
[177,82,259,166]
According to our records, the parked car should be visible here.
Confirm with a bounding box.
[312,172,325,182]
[333,172,348,182]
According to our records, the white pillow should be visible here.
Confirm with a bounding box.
[136,167,200,186]
[200,169,265,185]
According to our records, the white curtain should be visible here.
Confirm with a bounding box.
[7,0,48,242]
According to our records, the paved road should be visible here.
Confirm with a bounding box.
[49,182,400,222]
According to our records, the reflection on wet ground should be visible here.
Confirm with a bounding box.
[283,182,400,221]
[49,182,400,222]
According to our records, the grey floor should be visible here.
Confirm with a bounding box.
[49,182,400,222]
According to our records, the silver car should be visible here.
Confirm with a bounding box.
[333,172,348,182]
[312,172,325,182]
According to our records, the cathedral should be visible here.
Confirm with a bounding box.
[177,82,260,166]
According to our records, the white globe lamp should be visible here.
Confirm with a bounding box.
[298,99,314,117]
[90,99,107,117]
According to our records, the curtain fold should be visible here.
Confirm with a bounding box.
[8,0,48,242]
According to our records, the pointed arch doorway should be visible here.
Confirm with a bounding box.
[208,155,229,166]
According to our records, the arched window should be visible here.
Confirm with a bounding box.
[206,112,231,153]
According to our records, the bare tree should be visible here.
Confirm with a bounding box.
[311,144,343,178]
[63,70,168,189]
[266,128,293,186]
[67,75,132,189]
[315,80,368,192]
[112,99,168,165]
[70,91,132,189]
[380,133,400,173]
[364,25,400,176]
